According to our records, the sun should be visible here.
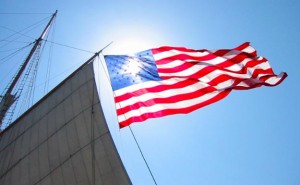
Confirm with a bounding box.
[110,37,154,54]
[100,23,167,55]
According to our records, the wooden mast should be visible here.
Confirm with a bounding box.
[0,10,58,129]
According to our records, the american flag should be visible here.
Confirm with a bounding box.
[104,42,287,128]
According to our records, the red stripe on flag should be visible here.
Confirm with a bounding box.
[118,90,231,128]
[116,83,217,115]
[114,79,199,102]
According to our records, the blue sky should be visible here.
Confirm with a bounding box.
[1,1,299,185]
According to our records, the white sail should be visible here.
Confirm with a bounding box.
[0,62,132,185]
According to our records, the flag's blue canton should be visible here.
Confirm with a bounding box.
[104,49,162,91]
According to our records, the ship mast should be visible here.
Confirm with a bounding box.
[0,10,57,129]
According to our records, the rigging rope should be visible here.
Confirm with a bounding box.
[128,126,158,185]
[0,15,52,48]
[0,42,33,64]
[44,39,95,53]
[0,44,32,52]
[0,13,51,15]
[0,25,35,41]
[44,20,56,93]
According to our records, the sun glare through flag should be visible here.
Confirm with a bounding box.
[104,42,287,128]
